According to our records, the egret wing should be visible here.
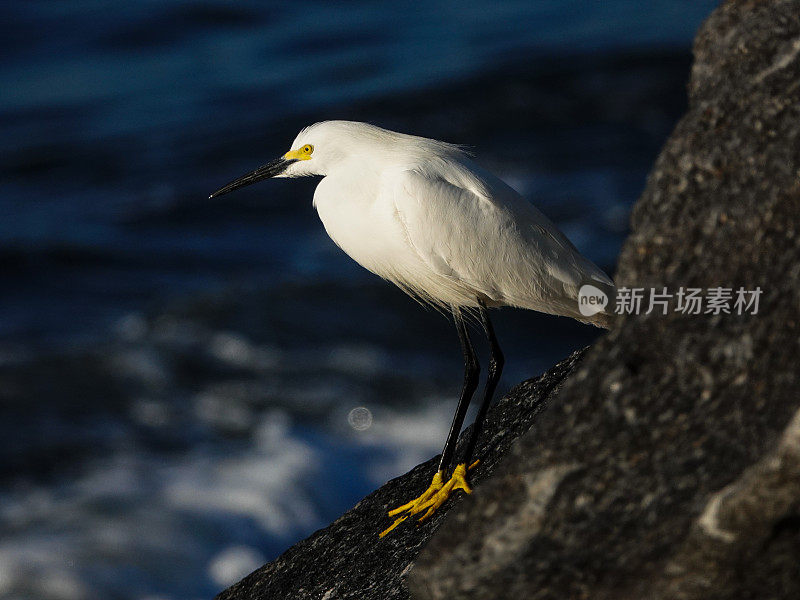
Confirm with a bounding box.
[386,169,609,312]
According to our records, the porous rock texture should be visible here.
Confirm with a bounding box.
[216,1,800,598]
[410,0,800,598]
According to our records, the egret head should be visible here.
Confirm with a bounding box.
[209,121,357,199]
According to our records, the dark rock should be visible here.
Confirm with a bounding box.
[214,349,587,600]
[410,1,800,599]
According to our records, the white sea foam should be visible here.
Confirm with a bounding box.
[0,408,320,599]
[0,398,455,600]
[208,545,266,587]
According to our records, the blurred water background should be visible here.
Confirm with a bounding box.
[0,1,718,599]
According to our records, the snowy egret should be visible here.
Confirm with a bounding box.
[210,121,615,537]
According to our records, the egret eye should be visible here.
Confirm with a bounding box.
[303,144,314,155]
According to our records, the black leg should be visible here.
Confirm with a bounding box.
[379,306,487,537]
[437,307,480,473]
[462,301,504,465]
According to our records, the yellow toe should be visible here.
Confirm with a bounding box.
[413,463,472,520]
[447,463,473,495]
[379,515,408,538]
[386,470,443,515]
[380,471,444,536]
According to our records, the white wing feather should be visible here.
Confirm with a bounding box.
[386,167,613,318]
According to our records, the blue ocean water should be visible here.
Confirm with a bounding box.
[0,2,717,599]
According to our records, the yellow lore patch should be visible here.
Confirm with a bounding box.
[284,144,314,161]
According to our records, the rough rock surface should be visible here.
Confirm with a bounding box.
[215,349,587,600]
[410,1,800,599]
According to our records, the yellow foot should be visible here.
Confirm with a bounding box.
[379,460,479,537]
[379,471,443,537]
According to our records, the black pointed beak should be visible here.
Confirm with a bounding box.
[209,157,297,199]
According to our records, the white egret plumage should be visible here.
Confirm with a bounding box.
[210,120,615,536]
